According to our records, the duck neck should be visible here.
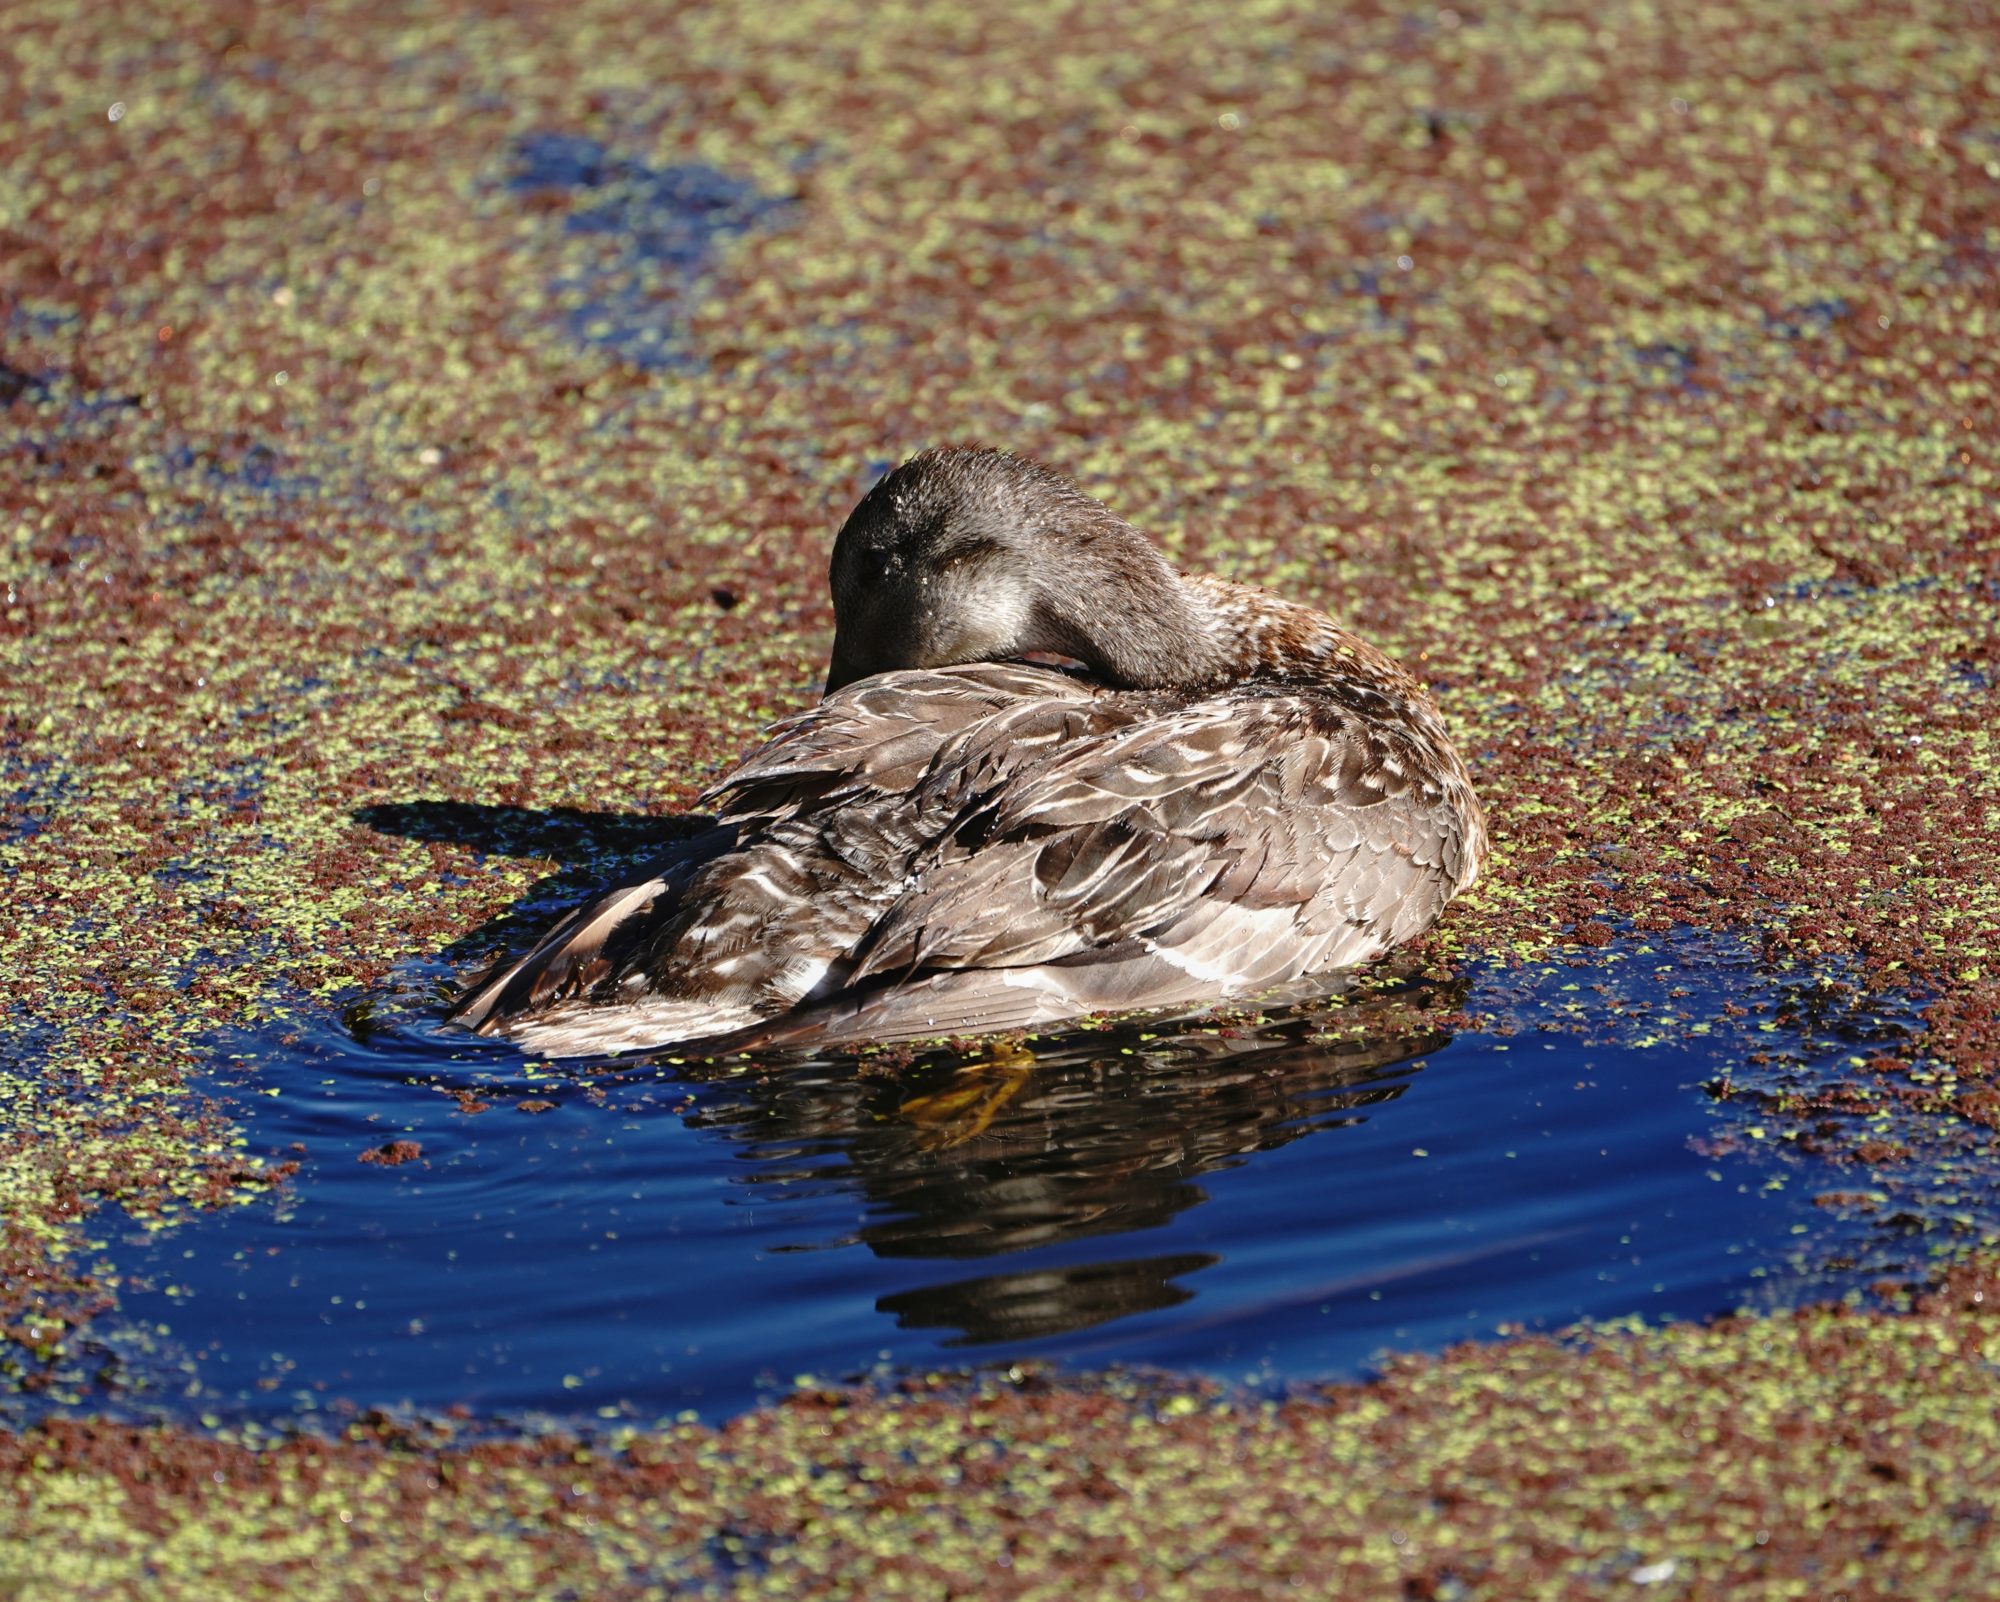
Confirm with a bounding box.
[1026,535,1356,692]
[1020,536,1223,689]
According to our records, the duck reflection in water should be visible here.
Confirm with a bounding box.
[676,967,1463,1345]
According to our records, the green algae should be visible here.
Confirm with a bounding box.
[3,1257,1998,1599]
[2,0,1999,1577]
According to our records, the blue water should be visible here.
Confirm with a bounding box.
[45,930,1921,1429]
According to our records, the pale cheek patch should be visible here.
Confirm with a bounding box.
[924,566,1031,664]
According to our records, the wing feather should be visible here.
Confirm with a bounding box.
[834,686,1479,1022]
[454,661,1486,1055]
[446,824,734,1031]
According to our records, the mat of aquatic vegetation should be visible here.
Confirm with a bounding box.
[4,1255,1996,1601]
[2,0,1996,1584]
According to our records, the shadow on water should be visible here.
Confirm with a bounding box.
[677,989,1456,1345]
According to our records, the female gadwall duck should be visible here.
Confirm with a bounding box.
[448,447,1486,1055]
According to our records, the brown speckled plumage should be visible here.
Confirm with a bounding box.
[449,448,1486,1055]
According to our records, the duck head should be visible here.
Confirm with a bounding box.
[825,447,1210,694]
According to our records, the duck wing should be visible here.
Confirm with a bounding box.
[702,661,1105,824]
[730,684,1486,1048]
[447,664,1116,1049]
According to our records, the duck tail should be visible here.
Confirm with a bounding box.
[445,825,734,1035]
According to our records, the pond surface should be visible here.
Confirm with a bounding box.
[38,927,1931,1430]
